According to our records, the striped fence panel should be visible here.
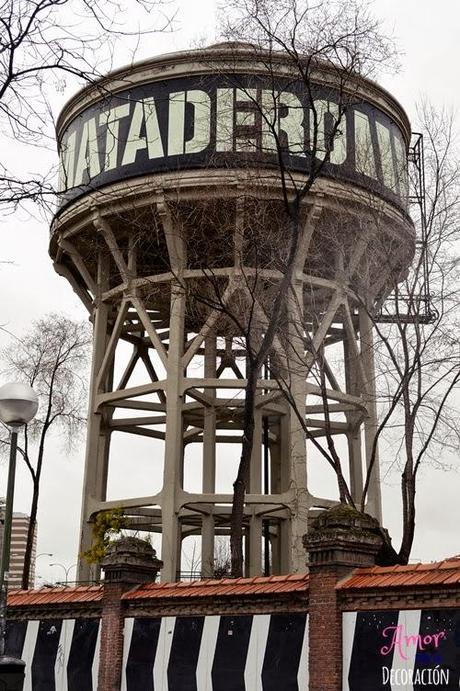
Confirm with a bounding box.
[5,618,100,691]
[122,613,308,691]
[343,609,460,690]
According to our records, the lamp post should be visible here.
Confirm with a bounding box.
[49,562,78,586]
[0,382,38,688]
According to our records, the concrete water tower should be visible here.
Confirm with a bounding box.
[50,43,414,581]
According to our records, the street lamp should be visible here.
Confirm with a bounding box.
[49,562,78,585]
[0,382,38,688]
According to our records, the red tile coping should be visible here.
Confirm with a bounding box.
[122,573,309,600]
[338,557,460,590]
[7,584,103,606]
[6,558,460,606]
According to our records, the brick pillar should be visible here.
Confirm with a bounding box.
[304,506,382,691]
[97,537,162,691]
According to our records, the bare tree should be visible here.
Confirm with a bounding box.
[0,0,172,213]
[194,0,398,576]
[213,537,232,579]
[0,314,91,588]
[356,104,460,563]
[56,1,445,580]
[166,4,460,574]
[269,102,460,565]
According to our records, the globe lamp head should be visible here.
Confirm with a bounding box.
[0,382,38,427]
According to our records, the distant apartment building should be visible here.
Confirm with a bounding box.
[0,500,36,589]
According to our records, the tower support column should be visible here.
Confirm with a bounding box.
[160,282,186,582]
[78,252,111,581]
[359,307,382,521]
[286,283,308,572]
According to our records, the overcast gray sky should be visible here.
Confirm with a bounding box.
[0,0,459,586]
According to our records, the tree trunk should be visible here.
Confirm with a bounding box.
[398,466,416,565]
[398,413,416,565]
[230,368,258,577]
[21,479,39,589]
[375,527,400,566]
[336,469,351,505]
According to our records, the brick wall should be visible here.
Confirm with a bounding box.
[5,584,309,691]
[308,565,349,691]
[5,522,460,691]
[97,582,125,691]
[124,592,308,619]
[6,574,460,690]
[340,586,460,611]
